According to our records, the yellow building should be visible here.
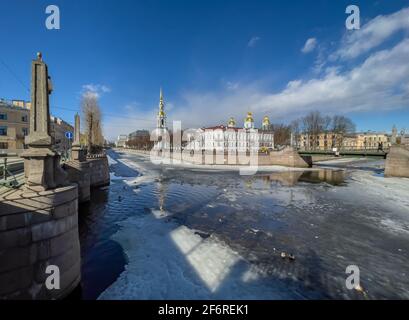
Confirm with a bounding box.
[299,132,343,151]
[354,132,390,150]
[299,131,391,151]
[0,99,73,153]
[0,99,30,150]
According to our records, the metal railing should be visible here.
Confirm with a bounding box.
[0,153,25,189]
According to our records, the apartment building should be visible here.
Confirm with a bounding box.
[0,99,73,154]
[0,99,30,150]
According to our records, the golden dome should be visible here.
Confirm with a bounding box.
[263,116,270,124]
[245,112,254,122]
[228,117,236,126]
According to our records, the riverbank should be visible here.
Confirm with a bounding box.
[113,148,317,173]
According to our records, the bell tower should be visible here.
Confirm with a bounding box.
[157,88,166,129]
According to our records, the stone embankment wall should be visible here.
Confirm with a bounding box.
[64,154,111,203]
[259,147,311,168]
[117,147,311,168]
[385,145,409,178]
[87,156,110,187]
[63,161,90,203]
[0,184,80,299]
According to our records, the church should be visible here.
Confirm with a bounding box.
[152,89,274,154]
[185,112,275,153]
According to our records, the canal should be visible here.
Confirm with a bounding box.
[78,150,409,299]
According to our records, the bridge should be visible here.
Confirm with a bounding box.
[0,53,110,300]
[298,149,388,158]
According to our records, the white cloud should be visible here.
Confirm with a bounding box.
[247,36,260,48]
[226,81,239,90]
[167,38,409,129]
[301,38,317,53]
[333,7,409,60]
[105,7,409,138]
[81,83,111,98]
[103,106,156,141]
[123,101,140,111]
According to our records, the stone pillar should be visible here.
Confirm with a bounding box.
[20,53,68,192]
[385,145,409,178]
[64,114,91,203]
[71,113,85,162]
[1,53,80,300]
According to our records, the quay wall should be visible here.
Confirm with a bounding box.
[385,145,409,178]
[115,147,311,168]
[0,184,80,300]
[64,161,91,203]
[87,156,110,187]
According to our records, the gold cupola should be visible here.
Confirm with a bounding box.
[261,115,271,131]
[262,116,270,125]
[244,111,254,129]
[228,117,236,128]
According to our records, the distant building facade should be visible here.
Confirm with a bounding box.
[0,98,74,153]
[0,99,30,150]
[299,131,391,151]
[299,132,343,151]
[50,115,74,155]
[185,112,274,153]
[354,132,390,150]
[129,130,150,140]
[128,130,152,150]
[116,134,128,147]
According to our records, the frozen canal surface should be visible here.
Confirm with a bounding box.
[78,150,409,300]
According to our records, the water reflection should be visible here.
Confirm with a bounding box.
[78,186,127,300]
[257,169,346,187]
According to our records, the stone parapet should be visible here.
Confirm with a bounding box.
[64,160,91,203]
[267,147,311,168]
[385,145,409,178]
[87,156,110,188]
[0,184,80,299]
[119,147,311,168]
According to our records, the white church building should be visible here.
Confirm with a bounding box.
[184,112,274,153]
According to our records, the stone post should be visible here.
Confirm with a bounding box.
[64,113,91,202]
[71,113,85,161]
[20,53,68,191]
[1,53,81,300]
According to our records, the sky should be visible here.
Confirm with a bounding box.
[0,0,409,140]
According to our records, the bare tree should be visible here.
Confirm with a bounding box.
[331,115,356,149]
[331,115,356,134]
[297,111,356,150]
[271,123,291,147]
[290,119,301,148]
[81,94,104,154]
[301,111,327,150]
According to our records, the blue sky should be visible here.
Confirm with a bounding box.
[0,0,409,140]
